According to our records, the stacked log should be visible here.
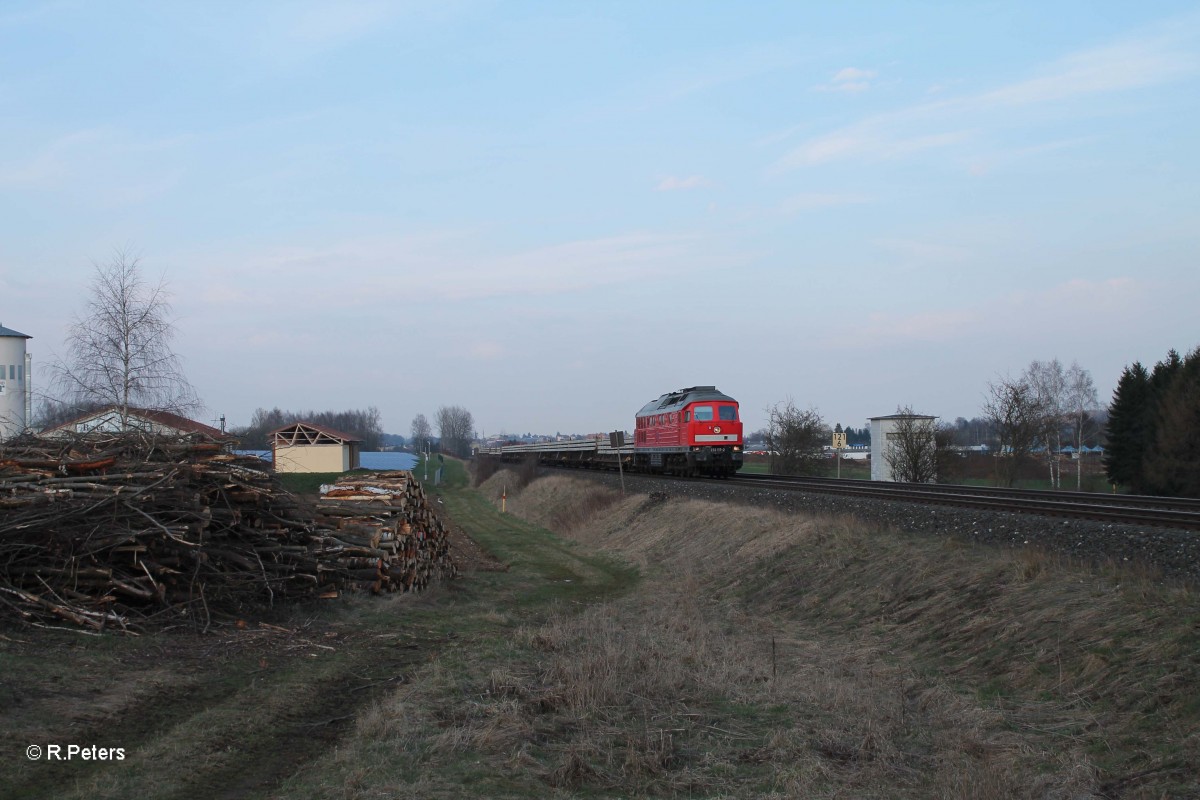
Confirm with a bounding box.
[316,472,455,594]
[0,434,457,633]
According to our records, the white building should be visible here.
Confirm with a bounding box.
[0,324,32,441]
[869,412,938,482]
[41,406,229,441]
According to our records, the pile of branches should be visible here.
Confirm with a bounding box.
[0,433,456,634]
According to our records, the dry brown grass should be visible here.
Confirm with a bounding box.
[481,474,1200,797]
[289,472,1198,797]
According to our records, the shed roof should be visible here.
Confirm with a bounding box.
[270,421,362,444]
[0,324,31,339]
[42,406,228,438]
[869,413,937,421]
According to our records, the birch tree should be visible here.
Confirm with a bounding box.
[52,251,198,429]
[1063,362,1099,490]
[1025,359,1067,488]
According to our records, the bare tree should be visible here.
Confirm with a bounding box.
[436,405,475,458]
[1025,359,1068,488]
[934,423,964,484]
[410,413,433,455]
[883,407,938,483]
[52,251,198,429]
[983,375,1046,487]
[763,399,826,476]
[1064,362,1099,490]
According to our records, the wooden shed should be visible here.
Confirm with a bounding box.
[270,421,362,473]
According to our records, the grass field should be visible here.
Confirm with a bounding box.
[3,459,1197,797]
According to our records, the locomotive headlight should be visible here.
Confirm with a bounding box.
[733,446,741,451]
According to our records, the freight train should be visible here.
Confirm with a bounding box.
[478,386,744,477]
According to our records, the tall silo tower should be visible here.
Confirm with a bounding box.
[0,323,32,441]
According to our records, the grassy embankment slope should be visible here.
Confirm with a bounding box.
[3,459,1197,798]
[284,464,1199,797]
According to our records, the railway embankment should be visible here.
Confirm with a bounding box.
[475,467,1200,798]
[547,467,1200,585]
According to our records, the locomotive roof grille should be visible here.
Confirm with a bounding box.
[637,386,736,417]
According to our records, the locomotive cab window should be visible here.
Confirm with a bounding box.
[718,405,738,421]
[694,406,714,421]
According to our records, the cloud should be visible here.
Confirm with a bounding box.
[774,128,970,170]
[467,341,505,360]
[849,309,977,347]
[656,175,711,191]
[180,230,720,314]
[774,27,1197,171]
[779,192,869,213]
[0,129,108,189]
[875,237,973,264]
[974,39,1197,108]
[816,66,877,93]
[1012,277,1139,313]
[826,277,1143,350]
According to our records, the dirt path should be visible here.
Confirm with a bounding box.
[1,598,458,799]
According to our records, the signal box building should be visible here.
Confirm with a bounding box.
[271,421,362,473]
[869,412,937,482]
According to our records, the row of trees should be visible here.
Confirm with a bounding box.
[762,358,1104,487]
[1105,348,1200,497]
[233,407,386,451]
[983,359,1099,488]
[410,406,476,459]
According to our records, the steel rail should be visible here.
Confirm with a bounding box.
[730,473,1200,530]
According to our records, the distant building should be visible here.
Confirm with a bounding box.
[869,412,937,482]
[41,405,228,441]
[0,324,32,441]
[271,421,362,473]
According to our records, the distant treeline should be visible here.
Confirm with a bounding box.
[232,407,385,451]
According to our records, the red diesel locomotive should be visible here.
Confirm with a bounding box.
[479,385,744,477]
[632,386,743,477]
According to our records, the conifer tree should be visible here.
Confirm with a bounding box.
[1143,348,1200,497]
[1103,362,1151,489]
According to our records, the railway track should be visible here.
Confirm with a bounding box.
[731,473,1200,531]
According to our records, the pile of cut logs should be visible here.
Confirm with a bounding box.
[316,471,454,594]
[0,434,457,633]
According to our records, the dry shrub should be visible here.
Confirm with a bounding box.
[471,454,501,485]
[515,454,540,488]
[475,468,525,504]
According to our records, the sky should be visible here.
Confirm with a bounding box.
[2,1,1198,438]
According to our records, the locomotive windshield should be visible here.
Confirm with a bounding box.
[692,405,738,422]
